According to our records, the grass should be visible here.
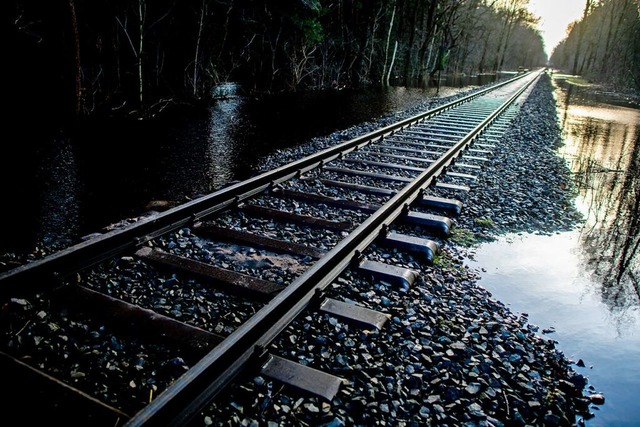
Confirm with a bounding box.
[474,217,496,228]
[433,251,457,270]
[449,227,477,247]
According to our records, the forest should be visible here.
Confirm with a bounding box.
[5,0,638,122]
[550,0,640,90]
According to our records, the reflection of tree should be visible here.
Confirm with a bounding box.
[559,81,574,130]
[573,115,639,311]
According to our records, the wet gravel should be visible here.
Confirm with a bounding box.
[195,74,599,426]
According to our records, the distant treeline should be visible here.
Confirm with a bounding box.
[8,0,549,119]
[550,0,639,90]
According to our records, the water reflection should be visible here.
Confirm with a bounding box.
[390,72,502,91]
[554,78,640,311]
[160,95,244,200]
[206,96,243,189]
[37,138,81,249]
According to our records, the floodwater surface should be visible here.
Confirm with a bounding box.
[467,77,640,426]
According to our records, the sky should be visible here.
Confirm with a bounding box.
[527,0,587,57]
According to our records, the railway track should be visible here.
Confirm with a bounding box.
[1,71,542,426]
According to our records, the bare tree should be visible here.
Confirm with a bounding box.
[68,0,82,116]
[572,0,593,75]
[381,0,396,85]
[491,0,534,72]
[192,0,207,97]
[137,0,145,108]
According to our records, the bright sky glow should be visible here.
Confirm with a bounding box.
[528,0,586,56]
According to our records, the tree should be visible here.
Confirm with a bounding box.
[572,0,593,75]
[7,0,552,119]
[551,0,640,89]
[68,0,83,116]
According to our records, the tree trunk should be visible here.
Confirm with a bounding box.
[416,0,438,84]
[68,0,82,116]
[478,29,490,74]
[599,0,632,78]
[381,0,396,85]
[497,19,515,71]
[572,0,592,75]
[425,33,435,77]
[386,40,398,84]
[402,0,420,85]
[193,0,206,97]
[364,3,383,83]
[138,0,145,109]
[492,17,508,71]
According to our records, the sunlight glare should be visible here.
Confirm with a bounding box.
[528,0,586,56]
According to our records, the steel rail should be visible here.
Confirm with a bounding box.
[125,71,542,426]
[0,73,532,296]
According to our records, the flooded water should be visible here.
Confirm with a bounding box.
[467,77,640,425]
[1,77,499,257]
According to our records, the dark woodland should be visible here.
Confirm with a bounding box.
[550,0,640,90]
[6,0,639,123]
